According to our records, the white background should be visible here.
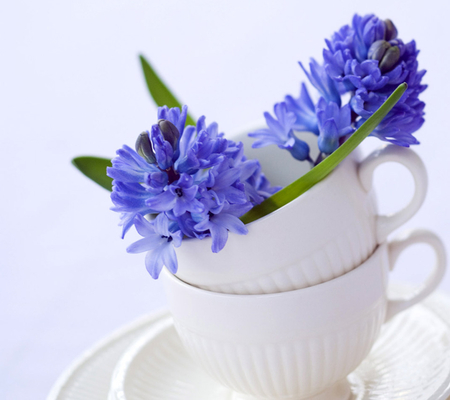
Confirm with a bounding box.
[1,0,450,398]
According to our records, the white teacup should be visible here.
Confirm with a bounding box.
[175,145,428,294]
[163,229,446,400]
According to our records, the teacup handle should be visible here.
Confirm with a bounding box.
[385,229,446,321]
[358,145,428,243]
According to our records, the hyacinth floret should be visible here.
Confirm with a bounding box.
[284,83,319,134]
[107,105,279,278]
[249,102,311,162]
[126,213,182,279]
[251,13,426,160]
[316,98,354,154]
[193,202,252,253]
[325,24,354,54]
[299,60,341,106]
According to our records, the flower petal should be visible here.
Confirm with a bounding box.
[161,245,178,274]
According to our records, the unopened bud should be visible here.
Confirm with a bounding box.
[384,19,398,41]
[379,46,400,73]
[135,131,156,164]
[368,40,391,61]
[157,119,180,149]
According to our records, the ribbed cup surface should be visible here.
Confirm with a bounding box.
[174,307,385,399]
[201,216,376,294]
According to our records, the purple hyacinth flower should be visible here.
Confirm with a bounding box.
[194,117,228,169]
[145,171,169,194]
[358,108,422,147]
[249,102,311,162]
[174,125,201,174]
[323,15,410,95]
[316,98,354,154]
[127,214,182,279]
[110,181,156,238]
[243,166,281,204]
[194,203,251,253]
[299,59,341,106]
[107,145,159,183]
[285,83,319,134]
[109,104,279,277]
[158,105,188,137]
[225,141,280,204]
[350,88,386,118]
[344,59,389,91]
[325,24,354,55]
[146,173,204,217]
[107,145,163,237]
[202,163,248,205]
[253,13,426,166]
[323,48,355,93]
[150,125,174,170]
[352,14,386,62]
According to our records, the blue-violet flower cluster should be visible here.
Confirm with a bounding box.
[250,14,426,164]
[107,105,279,279]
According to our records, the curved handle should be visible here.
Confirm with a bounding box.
[385,229,446,321]
[358,145,428,243]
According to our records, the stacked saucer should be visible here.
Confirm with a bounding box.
[160,229,446,400]
[48,288,450,400]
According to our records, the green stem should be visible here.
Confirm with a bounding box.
[240,83,407,225]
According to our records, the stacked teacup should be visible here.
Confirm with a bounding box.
[162,138,446,400]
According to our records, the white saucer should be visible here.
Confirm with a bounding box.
[109,290,450,400]
[47,291,450,400]
[47,310,170,400]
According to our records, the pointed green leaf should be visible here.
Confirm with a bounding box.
[139,55,196,126]
[72,156,113,191]
[241,83,408,224]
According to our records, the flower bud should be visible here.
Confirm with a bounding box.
[157,119,180,149]
[379,46,400,73]
[290,137,310,161]
[384,19,398,41]
[368,40,391,61]
[135,131,156,164]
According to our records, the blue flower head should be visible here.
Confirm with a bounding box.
[108,105,279,278]
[251,13,426,162]
[323,13,426,146]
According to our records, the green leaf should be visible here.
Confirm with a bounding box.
[72,156,113,191]
[139,55,196,126]
[240,83,408,224]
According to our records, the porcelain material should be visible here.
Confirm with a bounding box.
[175,145,428,294]
[48,291,450,400]
[163,229,446,400]
[108,290,450,400]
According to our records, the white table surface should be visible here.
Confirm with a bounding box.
[1,1,450,399]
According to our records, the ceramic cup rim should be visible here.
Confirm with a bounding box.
[166,242,385,300]
[173,150,372,288]
[179,149,360,246]
[162,243,389,340]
